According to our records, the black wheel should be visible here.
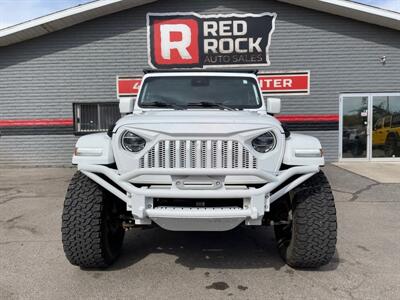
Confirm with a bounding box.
[62,172,125,268]
[384,135,398,157]
[274,171,337,268]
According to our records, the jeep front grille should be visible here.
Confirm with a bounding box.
[139,140,258,169]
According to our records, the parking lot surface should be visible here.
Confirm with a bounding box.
[1,165,400,300]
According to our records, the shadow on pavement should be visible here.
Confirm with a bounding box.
[101,226,340,272]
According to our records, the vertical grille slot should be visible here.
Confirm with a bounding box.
[211,141,218,168]
[139,157,145,168]
[242,149,250,168]
[179,140,186,168]
[222,141,228,168]
[201,141,207,168]
[232,141,239,168]
[169,141,176,168]
[159,141,165,168]
[148,147,155,168]
[190,140,196,168]
[253,158,258,169]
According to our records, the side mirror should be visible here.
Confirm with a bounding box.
[266,98,281,114]
[119,97,135,114]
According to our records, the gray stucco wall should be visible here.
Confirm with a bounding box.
[1,0,400,165]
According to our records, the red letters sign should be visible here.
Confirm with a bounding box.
[117,77,142,97]
[258,71,310,95]
[116,71,310,97]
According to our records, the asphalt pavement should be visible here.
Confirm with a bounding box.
[0,165,399,299]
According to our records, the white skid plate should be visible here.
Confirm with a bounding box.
[146,206,250,231]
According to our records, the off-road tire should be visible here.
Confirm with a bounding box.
[274,171,337,268]
[62,172,125,268]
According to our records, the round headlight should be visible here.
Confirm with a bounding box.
[121,131,146,152]
[252,132,276,153]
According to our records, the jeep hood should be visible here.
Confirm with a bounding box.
[114,111,283,135]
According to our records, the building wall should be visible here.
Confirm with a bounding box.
[1,0,400,165]
[0,135,76,165]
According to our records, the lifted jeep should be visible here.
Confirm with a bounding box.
[62,70,337,268]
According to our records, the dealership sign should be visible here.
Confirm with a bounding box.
[117,77,142,97]
[147,12,277,69]
[116,71,310,97]
[258,71,310,95]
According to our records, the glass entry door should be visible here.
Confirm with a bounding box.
[340,96,369,159]
[340,93,400,160]
[372,95,400,158]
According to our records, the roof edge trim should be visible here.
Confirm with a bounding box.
[1,0,400,48]
[278,0,400,30]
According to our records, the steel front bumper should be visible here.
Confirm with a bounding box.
[78,164,319,230]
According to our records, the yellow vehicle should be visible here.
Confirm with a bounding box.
[373,114,400,157]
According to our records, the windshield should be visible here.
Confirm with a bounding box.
[138,76,262,110]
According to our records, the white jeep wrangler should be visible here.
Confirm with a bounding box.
[62,70,337,269]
